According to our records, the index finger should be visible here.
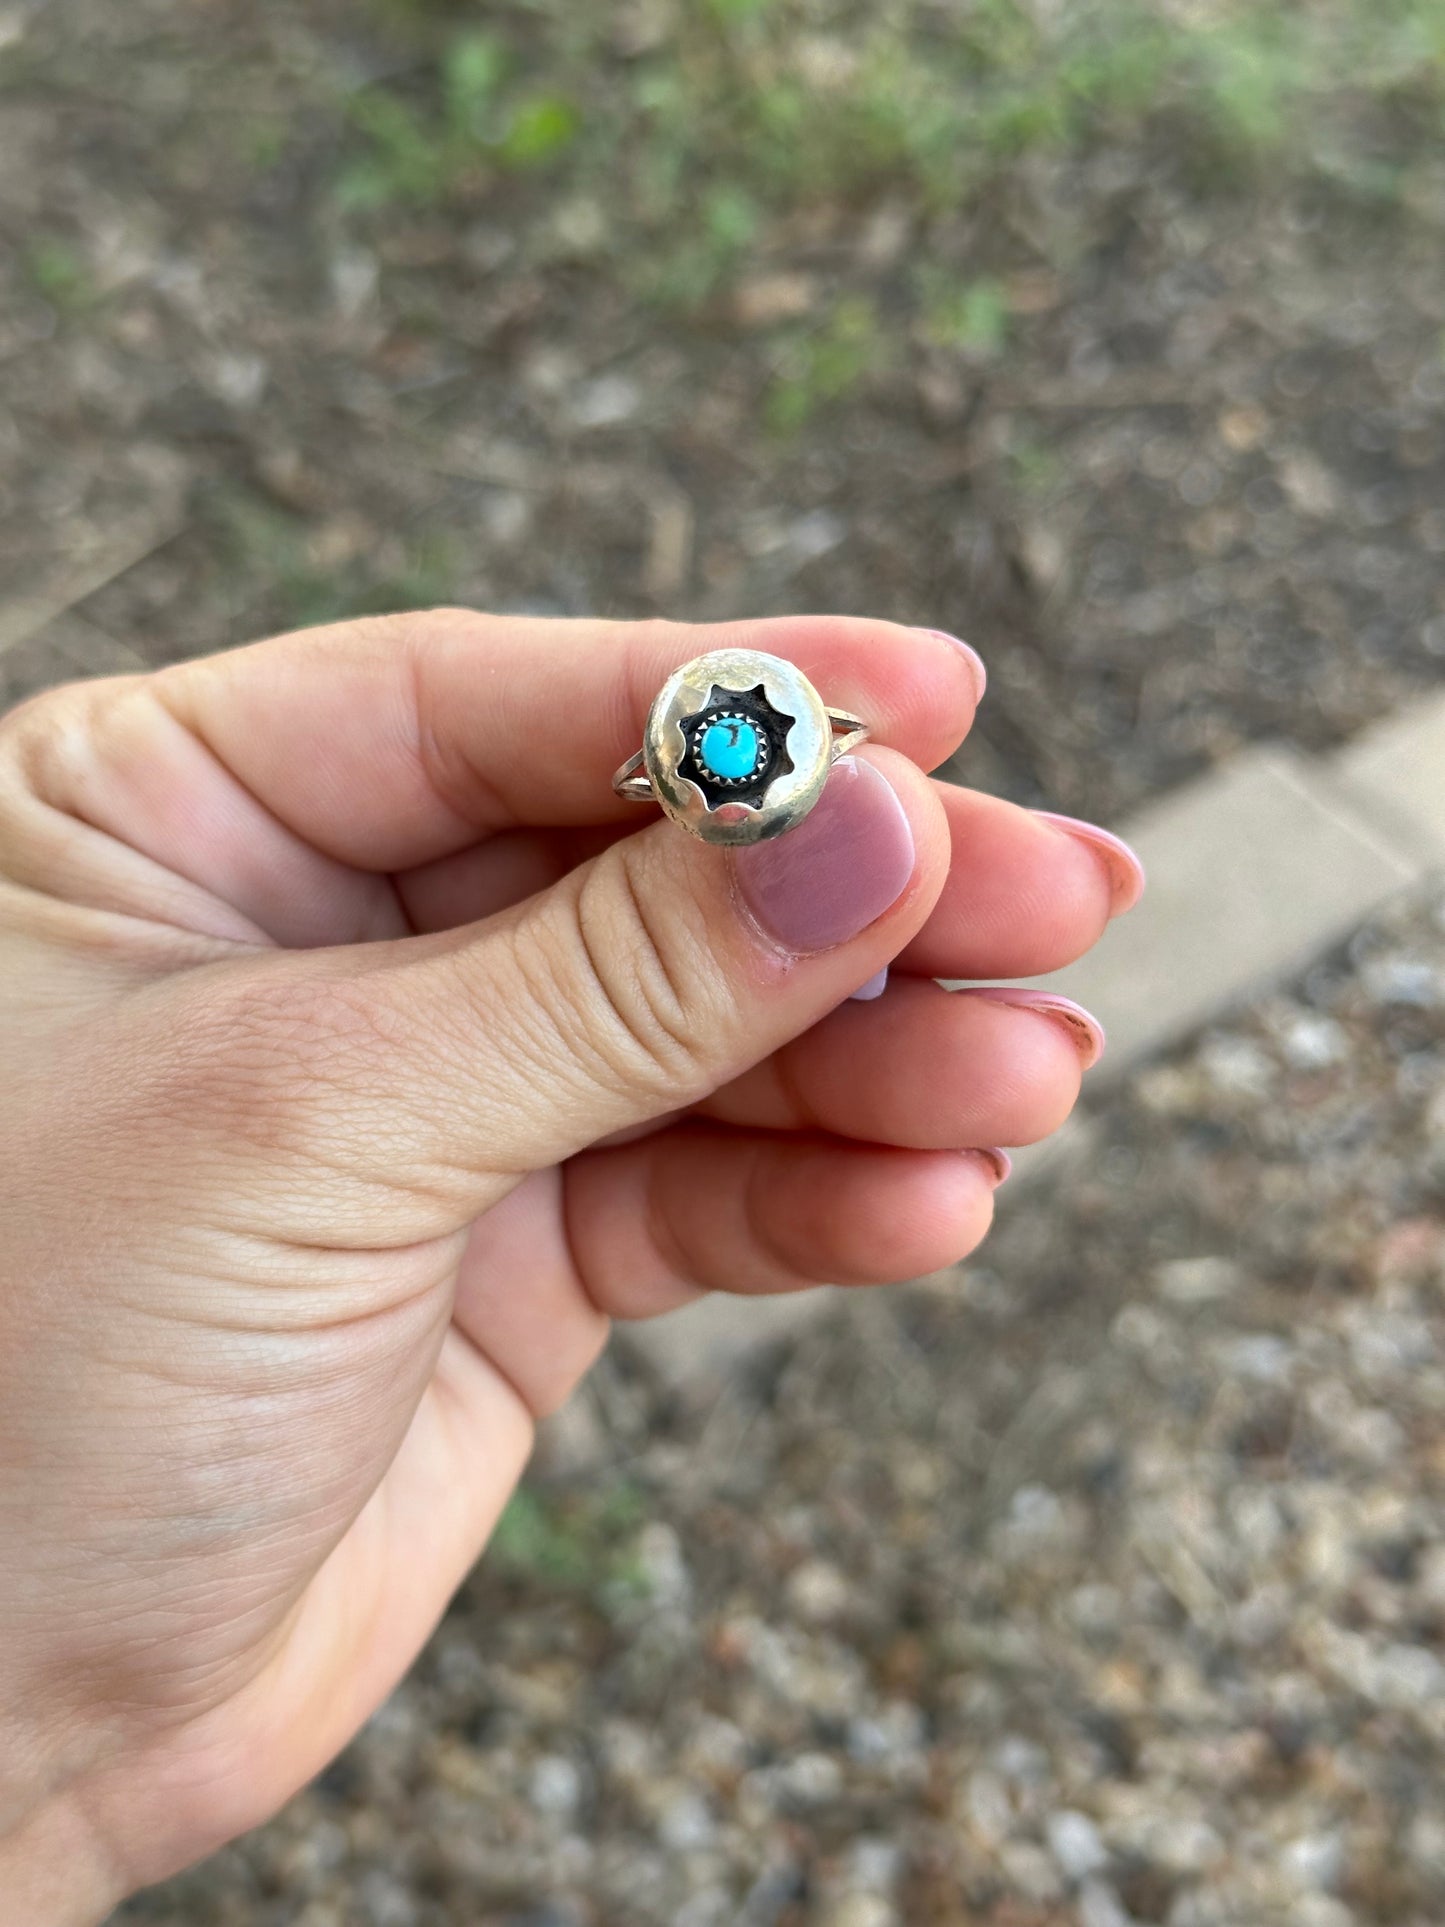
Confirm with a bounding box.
[152,609,983,871]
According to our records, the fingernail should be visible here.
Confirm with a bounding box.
[971,1147,1013,1188]
[735,757,915,955]
[1035,811,1146,917]
[952,986,1107,1069]
[850,966,890,1002]
[916,628,987,704]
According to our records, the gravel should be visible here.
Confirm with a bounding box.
[115,889,1445,1924]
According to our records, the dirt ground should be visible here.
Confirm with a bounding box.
[4,0,1444,818]
[3,0,1444,1922]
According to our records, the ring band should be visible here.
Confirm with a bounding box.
[612,648,870,846]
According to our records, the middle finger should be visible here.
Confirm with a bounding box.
[700,974,1100,1151]
[398,781,1141,985]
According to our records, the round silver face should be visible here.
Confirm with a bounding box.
[642,649,834,846]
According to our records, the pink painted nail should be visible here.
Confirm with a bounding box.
[916,628,987,704]
[1034,811,1146,917]
[971,1147,1013,1187]
[952,987,1107,1069]
[850,966,890,1003]
[735,757,915,955]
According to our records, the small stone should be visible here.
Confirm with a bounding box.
[330,246,379,320]
[734,272,818,326]
[784,508,847,562]
[569,372,642,429]
[658,1789,715,1851]
[1079,1882,1134,1927]
[1198,1033,1276,1097]
[849,1837,902,1892]
[1416,1543,1445,1611]
[1293,1899,1356,1927]
[480,489,532,547]
[847,1700,927,1770]
[772,1751,843,1807]
[1362,954,1442,1006]
[786,1559,851,1626]
[1047,1809,1109,1881]
[993,1735,1051,1785]
[529,1755,582,1817]
[636,1521,692,1606]
[1147,1816,1226,1874]
[1277,1012,1350,1070]
[1002,1485,1069,1547]
[1283,1830,1345,1892]
[1154,1256,1244,1304]
[358,1872,420,1927]
[999,1841,1065,1902]
[1406,1808,1445,1872]
[824,1900,896,1927]
[674,1893,732,1927]
[966,1770,1014,1844]
[1221,1333,1294,1383]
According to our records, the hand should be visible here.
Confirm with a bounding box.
[0,611,1132,1920]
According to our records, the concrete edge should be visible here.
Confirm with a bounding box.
[614,686,1445,1395]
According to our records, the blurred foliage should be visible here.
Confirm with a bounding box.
[293,0,1445,438]
[919,272,1011,359]
[336,0,1445,255]
[766,295,886,433]
[338,27,580,206]
[489,1482,651,1603]
[213,490,462,630]
[23,234,95,312]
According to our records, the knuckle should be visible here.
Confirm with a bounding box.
[523,852,730,1109]
[0,676,134,774]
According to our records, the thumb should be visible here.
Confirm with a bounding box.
[220,749,947,1221]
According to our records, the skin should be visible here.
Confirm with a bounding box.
[0,610,1127,1921]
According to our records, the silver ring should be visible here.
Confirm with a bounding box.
[612,648,869,846]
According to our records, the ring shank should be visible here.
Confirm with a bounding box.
[826,708,868,761]
[611,749,654,802]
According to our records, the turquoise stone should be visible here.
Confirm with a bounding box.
[699,718,761,781]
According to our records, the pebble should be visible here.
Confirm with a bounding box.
[1198,1032,1277,1096]
[822,1900,896,1927]
[1283,1830,1345,1892]
[1079,1882,1134,1927]
[1361,954,1442,1007]
[568,372,643,429]
[1277,1011,1350,1070]
[1046,1808,1109,1880]
[847,1838,902,1892]
[529,1755,583,1818]
[657,1791,715,1851]
[1154,1256,1244,1303]
[785,1558,851,1625]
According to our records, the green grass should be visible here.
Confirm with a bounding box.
[489,1481,652,1602]
[24,235,96,312]
[342,0,1444,226]
[920,274,1011,359]
[214,491,463,631]
[327,0,1445,429]
[766,295,885,433]
[336,27,580,208]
